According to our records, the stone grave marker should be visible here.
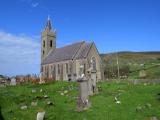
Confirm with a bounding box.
[10,77,16,86]
[39,72,45,84]
[76,65,91,112]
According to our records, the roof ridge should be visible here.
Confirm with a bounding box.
[56,41,84,50]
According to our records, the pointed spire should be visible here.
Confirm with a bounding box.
[45,15,52,30]
[48,15,50,20]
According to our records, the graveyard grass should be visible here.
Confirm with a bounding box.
[0,81,160,120]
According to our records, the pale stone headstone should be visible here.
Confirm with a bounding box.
[87,68,97,95]
[64,90,68,94]
[76,78,90,112]
[44,95,48,99]
[20,105,27,110]
[37,111,45,120]
[31,102,37,107]
[32,89,36,93]
[10,78,16,86]
[139,70,146,78]
[76,64,91,111]
[47,101,53,106]
[39,72,45,84]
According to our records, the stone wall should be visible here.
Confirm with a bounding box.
[86,43,103,81]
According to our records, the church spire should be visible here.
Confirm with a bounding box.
[45,15,52,30]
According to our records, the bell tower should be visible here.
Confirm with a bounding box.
[41,16,56,62]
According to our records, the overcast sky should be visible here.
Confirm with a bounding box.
[0,0,160,76]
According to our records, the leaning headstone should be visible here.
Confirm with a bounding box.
[47,101,54,106]
[10,78,16,86]
[37,111,45,120]
[44,95,48,99]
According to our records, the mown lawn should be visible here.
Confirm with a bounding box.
[0,81,160,120]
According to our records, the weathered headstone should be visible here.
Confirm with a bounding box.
[20,105,27,110]
[32,89,36,93]
[39,72,45,84]
[87,68,97,95]
[47,101,54,106]
[37,111,45,120]
[31,102,37,107]
[87,59,98,96]
[10,78,16,86]
[76,65,91,112]
[76,77,90,111]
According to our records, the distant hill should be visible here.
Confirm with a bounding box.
[100,51,160,79]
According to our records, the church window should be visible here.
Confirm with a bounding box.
[43,50,45,55]
[43,41,45,47]
[92,57,96,70]
[50,40,52,47]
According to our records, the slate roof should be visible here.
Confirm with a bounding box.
[42,41,93,65]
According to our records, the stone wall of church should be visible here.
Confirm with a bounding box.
[86,43,103,81]
[42,60,80,81]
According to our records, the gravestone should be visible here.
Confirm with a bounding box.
[87,59,97,95]
[76,77,90,111]
[37,111,45,120]
[39,72,45,84]
[10,78,16,86]
[76,65,91,112]
[87,69,97,95]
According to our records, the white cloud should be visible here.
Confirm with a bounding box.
[31,2,39,8]
[0,30,40,76]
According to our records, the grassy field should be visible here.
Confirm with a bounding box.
[0,81,160,120]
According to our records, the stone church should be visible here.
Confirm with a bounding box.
[41,17,104,81]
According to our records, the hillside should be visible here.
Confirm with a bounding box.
[101,51,160,79]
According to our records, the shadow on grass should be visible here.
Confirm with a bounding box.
[0,106,4,120]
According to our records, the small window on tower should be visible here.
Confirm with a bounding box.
[43,50,45,55]
[50,40,52,47]
[43,41,45,47]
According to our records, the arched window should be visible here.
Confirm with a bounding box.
[91,57,96,70]
[50,40,52,47]
[43,50,45,55]
[43,41,45,47]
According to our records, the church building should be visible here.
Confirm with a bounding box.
[41,17,104,81]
